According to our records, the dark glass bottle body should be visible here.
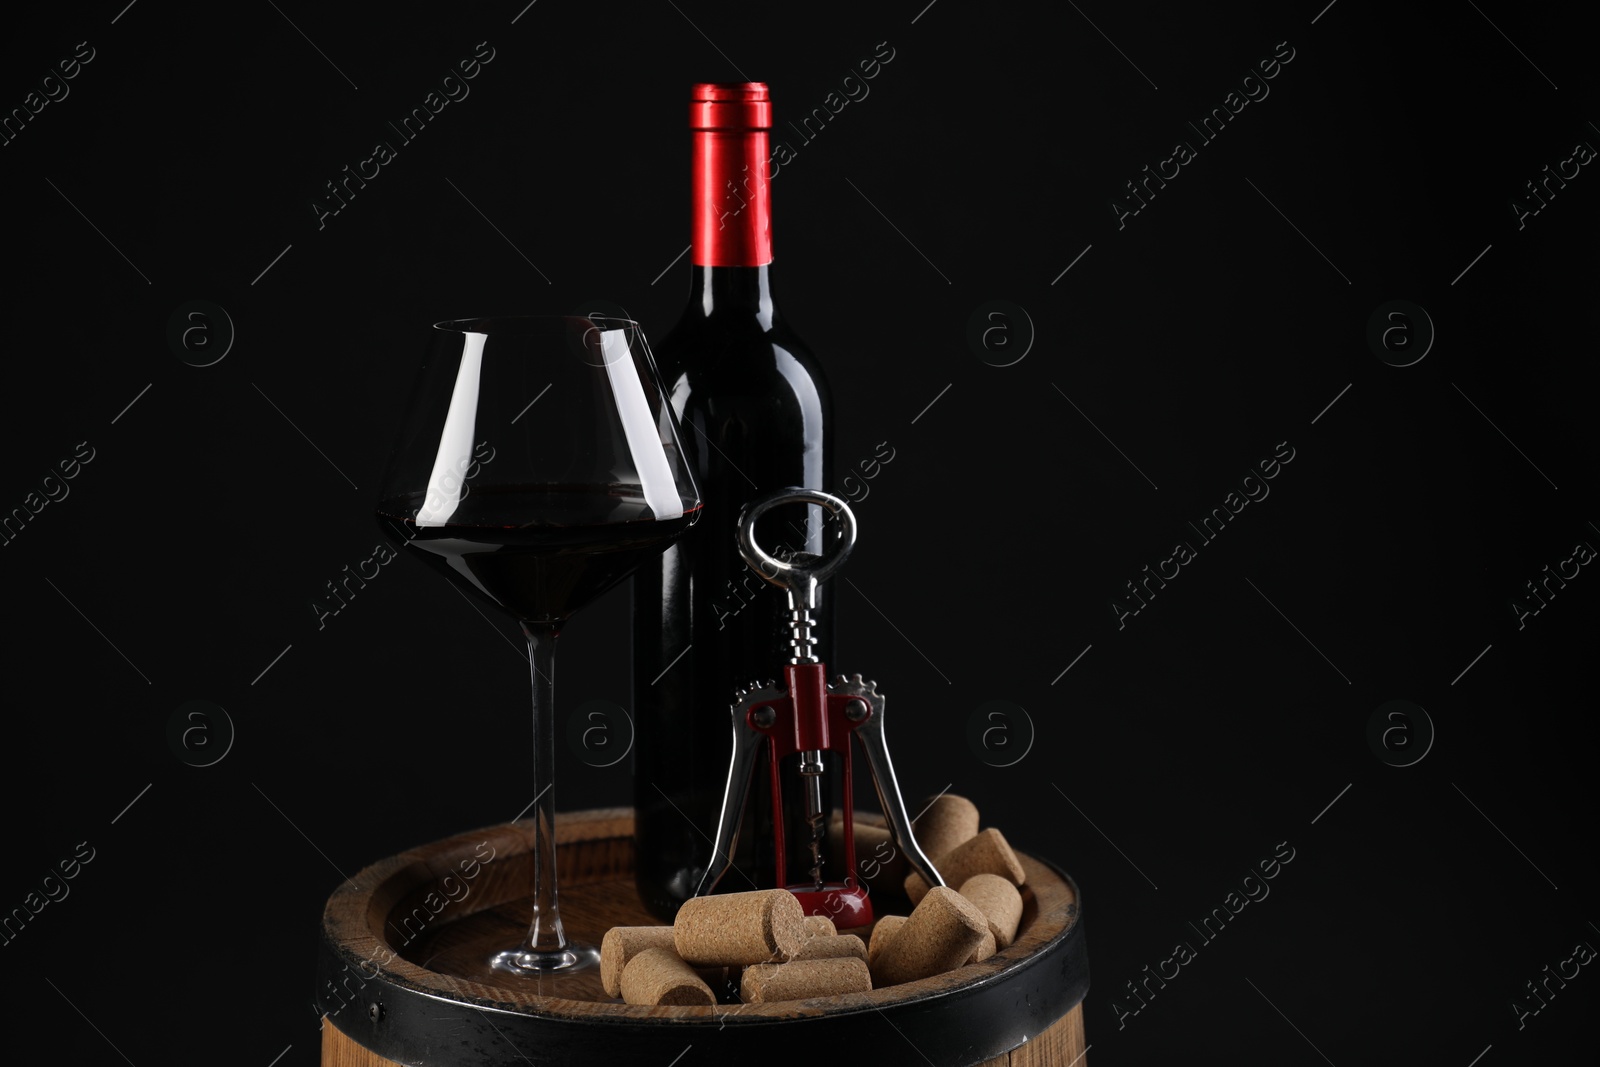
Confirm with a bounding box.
[632,263,833,919]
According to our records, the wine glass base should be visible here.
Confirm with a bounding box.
[489,942,601,977]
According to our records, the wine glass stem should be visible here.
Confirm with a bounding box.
[519,621,568,956]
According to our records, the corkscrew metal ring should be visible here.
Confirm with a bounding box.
[736,487,857,588]
[738,488,856,665]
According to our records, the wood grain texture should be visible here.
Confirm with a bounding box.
[320,809,1086,1064]
[321,1021,396,1067]
[1007,1004,1088,1066]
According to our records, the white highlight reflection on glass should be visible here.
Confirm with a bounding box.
[599,327,684,519]
[416,331,485,527]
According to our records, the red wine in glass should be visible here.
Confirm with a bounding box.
[375,316,700,979]
[379,486,701,625]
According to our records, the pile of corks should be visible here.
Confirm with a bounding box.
[603,795,1026,1006]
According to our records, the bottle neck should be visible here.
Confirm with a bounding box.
[691,127,773,270]
[683,264,776,328]
[687,125,777,327]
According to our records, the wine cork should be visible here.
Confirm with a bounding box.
[967,929,997,964]
[905,829,1026,905]
[619,947,716,1006]
[959,873,1024,947]
[601,925,677,998]
[740,957,872,1003]
[914,794,980,861]
[802,915,837,939]
[871,886,988,987]
[831,814,908,891]
[834,814,890,855]
[794,933,868,962]
[674,889,805,966]
[905,873,929,906]
[867,915,908,968]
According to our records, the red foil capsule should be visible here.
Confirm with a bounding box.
[689,82,772,267]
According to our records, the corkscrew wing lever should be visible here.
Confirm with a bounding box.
[694,682,782,898]
[827,674,944,894]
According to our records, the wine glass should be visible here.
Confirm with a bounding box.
[376,315,700,977]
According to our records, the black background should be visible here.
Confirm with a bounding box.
[2,1,1595,1064]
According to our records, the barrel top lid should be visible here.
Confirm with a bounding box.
[313,809,1087,1065]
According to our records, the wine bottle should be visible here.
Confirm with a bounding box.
[633,82,835,920]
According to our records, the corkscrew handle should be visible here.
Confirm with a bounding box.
[736,487,856,665]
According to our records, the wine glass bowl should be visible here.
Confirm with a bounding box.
[376,315,700,977]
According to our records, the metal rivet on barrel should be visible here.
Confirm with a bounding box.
[368,1003,383,1023]
[753,707,776,729]
[844,699,869,721]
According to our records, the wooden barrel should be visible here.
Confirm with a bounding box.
[316,808,1089,1066]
